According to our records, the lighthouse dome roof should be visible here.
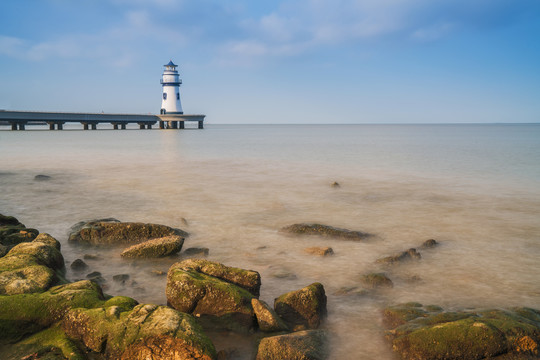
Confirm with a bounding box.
[165,60,177,67]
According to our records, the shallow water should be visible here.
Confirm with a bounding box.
[1,123,540,358]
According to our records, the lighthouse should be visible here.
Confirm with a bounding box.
[160,60,183,114]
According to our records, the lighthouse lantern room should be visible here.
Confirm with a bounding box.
[160,60,183,114]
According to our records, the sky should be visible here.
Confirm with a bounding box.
[0,0,539,124]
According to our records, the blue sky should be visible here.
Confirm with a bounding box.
[1,0,539,123]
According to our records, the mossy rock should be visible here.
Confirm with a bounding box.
[274,283,327,330]
[281,223,372,241]
[384,304,540,360]
[167,262,256,332]
[68,220,188,245]
[0,280,108,344]
[0,224,39,247]
[252,298,289,332]
[0,214,22,227]
[62,303,216,359]
[174,259,261,297]
[120,235,184,259]
[256,329,329,360]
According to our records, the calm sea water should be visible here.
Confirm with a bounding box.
[1,123,540,358]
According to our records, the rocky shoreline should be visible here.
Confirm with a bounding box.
[1,214,539,359]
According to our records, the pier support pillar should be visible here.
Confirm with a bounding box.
[121,124,126,130]
[147,124,152,129]
[91,124,97,130]
[198,121,204,129]
[11,123,17,131]
[139,124,146,130]
[19,123,26,130]
[58,123,63,130]
[83,123,89,130]
[113,124,119,130]
[159,121,165,129]
[172,121,178,129]
[179,121,185,129]
[49,123,55,130]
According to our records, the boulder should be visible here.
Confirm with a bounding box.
[360,272,393,289]
[70,259,88,271]
[34,174,52,181]
[166,259,260,332]
[252,298,289,332]
[120,235,184,259]
[383,303,540,360]
[281,223,372,241]
[274,283,327,330]
[304,247,334,256]
[256,330,329,360]
[0,235,65,295]
[62,303,216,360]
[376,248,421,265]
[0,214,39,249]
[68,219,188,245]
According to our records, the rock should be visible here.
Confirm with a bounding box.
[33,233,61,250]
[83,253,100,260]
[376,248,421,265]
[271,270,297,280]
[0,214,39,249]
[184,247,210,256]
[86,271,106,285]
[383,303,540,360]
[120,235,184,259]
[166,259,260,332]
[252,298,289,332]
[304,247,334,256]
[360,272,393,289]
[0,280,110,343]
[34,174,51,181]
[331,181,340,188]
[62,303,216,359]
[256,330,329,360]
[151,270,166,276]
[68,219,188,245]
[281,223,372,241]
[333,286,369,297]
[0,244,8,257]
[70,258,88,271]
[113,274,130,283]
[0,235,65,295]
[420,238,438,248]
[274,283,327,330]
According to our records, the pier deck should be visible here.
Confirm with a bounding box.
[0,110,205,130]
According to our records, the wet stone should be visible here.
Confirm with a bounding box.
[70,258,88,271]
[183,247,210,256]
[34,175,51,181]
[113,274,130,283]
[420,239,439,249]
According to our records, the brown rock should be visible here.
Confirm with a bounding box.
[304,247,334,256]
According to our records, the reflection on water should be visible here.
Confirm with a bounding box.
[1,124,540,359]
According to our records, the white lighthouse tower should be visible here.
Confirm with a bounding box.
[160,60,183,114]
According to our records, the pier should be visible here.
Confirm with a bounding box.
[0,110,205,130]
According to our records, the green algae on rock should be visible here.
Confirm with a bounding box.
[375,248,421,266]
[120,235,184,259]
[68,220,188,245]
[360,272,393,289]
[252,298,289,332]
[62,303,216,360]
[280,223,373,241]
[256,329,329,360]
[0,213,39,250]
[383,303,540,360]
[274,283,327,331]
[166,260,259,332]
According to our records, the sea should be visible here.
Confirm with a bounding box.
[1,123,540,359]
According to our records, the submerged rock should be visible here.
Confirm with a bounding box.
[256,330,329,360]
[70,258,88,271]
[360,272,393,289]
[252,298,289,332]
[420,238,439,249]
[120,235,184,259]
[383,303,540,360]
[184,247,210,256]
[304,246,334,256]
[68,219,188,245]
[34,174,52,181]
[376,248,421,265]
[166,259,261,332]
[274,283,327,331]
[281,223,372,241]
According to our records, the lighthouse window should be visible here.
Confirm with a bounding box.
[163,93,167,100]
[176,93,180,100]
